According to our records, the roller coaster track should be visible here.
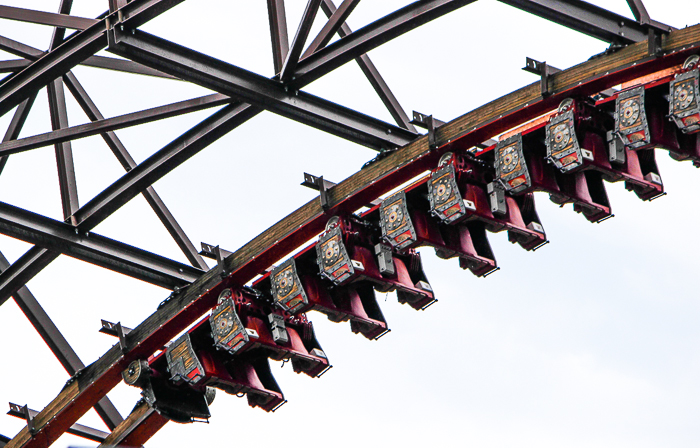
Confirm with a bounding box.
[1,1,699,447]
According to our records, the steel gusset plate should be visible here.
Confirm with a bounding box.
[669,67,700,133]
[270,258,309,313]
[495,133,531,194]
[615,86,650,149]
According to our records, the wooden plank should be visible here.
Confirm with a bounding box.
[12,22,700,448]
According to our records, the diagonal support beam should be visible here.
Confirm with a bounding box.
[291,0,477,87]
[267,0,289,74]
[626,0,651,25]
[279,0,322,81]
[0,5,96,31]
[0,251,123,431]
[302,0,360,59]
[0,94,36,175]
[62,71,211,270]
[0,0,186,118]
[319,0,416,132]
[108,29,416,150]
[47,78,80,221]
[8,404,109,443]
[496,0,674,45]
[0,91,229,156]
[0,200,201,293]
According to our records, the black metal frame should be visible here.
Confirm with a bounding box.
[0,0,674,445]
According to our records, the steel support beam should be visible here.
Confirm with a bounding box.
[8,404,109,443]
[0,102,253,305]
[0,92,229,155]
[108,30,416,149]
[266,0,289,74]
[497,0,673,45]
[47,78,80,221]
[15,24,700,448]
[291,0,477,87]
[0,5,96,31]
[0,251,123,430]
[279,0,321,81]
[0,34,177,79]
[62,71,211,270]
[0,200,201,290]
[73,102,262,230]
[302,0,360,59]
[319,0,416,132]
[97,401,166,448]
[0,94,36,175]
[0,0,186,118]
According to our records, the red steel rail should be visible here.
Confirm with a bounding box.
[7,22,700,448]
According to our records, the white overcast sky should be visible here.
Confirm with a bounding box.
[1,1,700,447]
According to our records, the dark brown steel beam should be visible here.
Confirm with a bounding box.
[21,23,700,448]
[73,102,262,230]
[279,0,321,81]
[0,5,96,31]
[97,401,166,447]
[626,0,651,24]
[267,0,289,74]
[291,0,476,87]
[497,0,673,44]
[0,200,202,291]
[0,94,36,175]
[0,33,177,79]
[0,59,30,73]
[0,251,123,431]
[319,0,416,132]
[0,92,229,155]
[62,71,211,270]
[302,0,360,59]
[8,404,109,443]
[109,29,416,149]
[47,78,80,221]
[0,0,186,118]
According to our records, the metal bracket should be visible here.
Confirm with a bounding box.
[523,57,561,97]
[648,28,662,57]
[411,111,445,150]
[301,173,330,210]
[99,319,133,337]
[199,242,233,260]
[115,322,128,353]
[21,404,35,435]
[302,173,380,208]
[214,245,227,278]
